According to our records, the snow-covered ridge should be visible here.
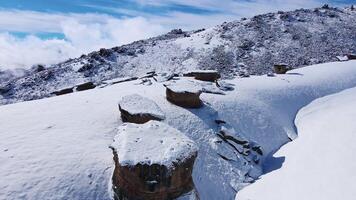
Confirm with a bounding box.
[1,6,355,105]
[1,61,356,200]
[236,86,356,200]
[111,121,198,169]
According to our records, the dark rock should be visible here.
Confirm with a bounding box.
[183,70,221,82]
[165,85,202,108]
[75,82,96,91]
[347,54,356,60]
[273,64,289,74]
[51,87,74,96]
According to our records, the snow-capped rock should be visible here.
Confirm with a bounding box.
[111,121,198,200]
[118,94,165,123]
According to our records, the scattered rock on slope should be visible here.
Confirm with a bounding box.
[110,121,198,200]
[118,94,165,124]
[183,70,221,82]
[165,80,203,108]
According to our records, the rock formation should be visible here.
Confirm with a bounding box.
[273,64,289,74]
[183,70,221,82]
[165,81,203,108]
[118,94,165,124]
[111,121,198,200]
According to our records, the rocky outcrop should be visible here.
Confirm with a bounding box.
[75,82,96,91]
[51,87,74,96]
[111,121,198,200]
[347,54,356,60]
[118,94,165,124]
[183,70,221,82]
[165,81,203,108]
[273,64,289,74]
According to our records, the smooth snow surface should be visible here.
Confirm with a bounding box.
[119,94,165,119]
[1,61,356,200]
[111,121,198,169]
[236,87,356,200]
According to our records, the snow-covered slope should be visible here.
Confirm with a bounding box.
[1,6,355,105]
[236,86,356,200]
[1,61,356,200]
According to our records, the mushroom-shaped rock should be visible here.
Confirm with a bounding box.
[273,64,289,74]
[111,121,198,200]
[165,81,203,108]
[183,70,221,82]
[119,94,165,124]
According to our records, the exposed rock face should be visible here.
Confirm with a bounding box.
[112,153,197,200]
[274,64,289,74]
[51,87,74,96]
[165,81,203,108]
[75,82,96,91]
[183,70,221,82]
[347,54,356,60]
[111,121,198,200]
[118,94,165,124]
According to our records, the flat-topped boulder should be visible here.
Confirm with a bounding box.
[183,70,221,82]
[165,81,203,108]
[111,121,198,200]
[273,64,289,74]
[51,87,74,96]
[119,94,165,124]
[347,54,356,60]
[75,82,96,91]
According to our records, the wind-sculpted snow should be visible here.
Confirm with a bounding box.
[1,6,356,105]
[236,86,356,200]
[1,61,356,200]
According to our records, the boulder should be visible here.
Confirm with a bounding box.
[165,81,203,108]
[111,121,198,200]
[118,94,165,124]
[51,87,74,96]
[273,64,289,74]
[336,55,349,62]
[347,54,356,60]
[183,70,221,82]
[75,82,96,91]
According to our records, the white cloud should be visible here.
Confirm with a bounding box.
[0,11,165,69]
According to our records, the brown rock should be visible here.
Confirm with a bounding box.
[51,87,73,96]
[166,87,202,108]
[183,70,221,82]
[118,94,165,124]
[111,121,199,200]
[112,152,197,200]
[273,64,289,74]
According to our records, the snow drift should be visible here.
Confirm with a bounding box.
[0,61,356,200]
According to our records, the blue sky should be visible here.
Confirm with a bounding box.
[0,0,354,69]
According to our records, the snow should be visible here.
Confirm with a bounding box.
[1,61,356,200]
[236,86,356,200]
[110,121,198,169]
[118,94,165,120]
